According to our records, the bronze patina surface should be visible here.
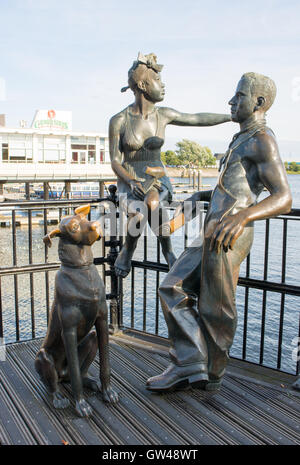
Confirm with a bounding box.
[109,52,231,278]
[146,72,292,392]
[35,205,118,417]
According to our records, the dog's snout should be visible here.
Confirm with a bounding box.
[90,221,103,238]
[90,221,100,231]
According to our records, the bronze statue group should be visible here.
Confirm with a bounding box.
[36,53,297,417]
[110,53,292,392]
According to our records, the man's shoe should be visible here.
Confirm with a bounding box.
[204,378,223,391]
[146,363,208,392]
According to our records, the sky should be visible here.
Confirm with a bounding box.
[0,0,300,159]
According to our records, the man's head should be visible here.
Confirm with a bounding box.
[229,72,277,123]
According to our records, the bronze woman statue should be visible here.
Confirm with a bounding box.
[109,52,231,277]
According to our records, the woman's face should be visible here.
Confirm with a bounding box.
[142,68,165,103]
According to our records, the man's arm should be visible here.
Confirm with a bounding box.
[210,132,292,253]
[173,190,213,220]
[160,190,213,235]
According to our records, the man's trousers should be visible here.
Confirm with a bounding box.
[159,224,254,380]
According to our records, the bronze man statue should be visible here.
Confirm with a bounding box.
[109,52,231,278]
[146,72,292,392]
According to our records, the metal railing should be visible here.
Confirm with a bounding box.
[0,185,299,377]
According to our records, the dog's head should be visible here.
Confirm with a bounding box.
[43,204,103,247]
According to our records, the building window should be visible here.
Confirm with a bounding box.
[71,136,87,144]
[72,150,87,163]
[88,149,96,164]
[2,143,8,161]
[44,150,60,162]
[38,135,66,163]
[71,144,87,150]
[72,152,78,163]
[80,152,86,163]
[8,134,33,162]
[100,150,104,162]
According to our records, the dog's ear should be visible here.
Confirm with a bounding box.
[75,204,90,217]
[43,228,61,248]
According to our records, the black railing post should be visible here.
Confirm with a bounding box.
[105,185,122,334]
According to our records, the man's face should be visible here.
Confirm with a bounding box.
[229,78,257,123]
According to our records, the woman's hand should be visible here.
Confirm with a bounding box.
[129,180,145,200]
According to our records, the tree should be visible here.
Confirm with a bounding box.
[289,162,300,172]
[202,146,216,167]
[175,139,216,168]
[161,150,180,166]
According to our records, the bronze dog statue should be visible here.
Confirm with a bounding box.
[35,204,119,417]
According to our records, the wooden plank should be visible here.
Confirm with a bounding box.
[0,338,299,446]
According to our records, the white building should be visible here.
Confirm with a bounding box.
[0,110,115,183]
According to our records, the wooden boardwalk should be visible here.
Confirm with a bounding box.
[0,334,300,445]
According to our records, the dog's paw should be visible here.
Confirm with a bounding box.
[53,392,70,409]
[75,398,93,417]
[102,386,119,404]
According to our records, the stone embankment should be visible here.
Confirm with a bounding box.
[166,167,218,178]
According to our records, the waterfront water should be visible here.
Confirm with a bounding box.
[0,175,299,374]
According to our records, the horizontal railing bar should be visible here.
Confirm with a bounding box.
[3,259,298,296]
[281,208,300,217]
[0,257,108,276]
[0,263,60,276]
[238,276,300,296]
[0,198,107,210]
[131,260,169,273]
[1,199,299,216]
[132,259,300,295]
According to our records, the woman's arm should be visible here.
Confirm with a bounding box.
[109,113,130,183]
[109,113,145,200]
[160,107,231,127]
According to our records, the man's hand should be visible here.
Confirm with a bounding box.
[129,180,145,200]
[209,211,248,253]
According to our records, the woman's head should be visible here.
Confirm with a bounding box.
[122,52,165,102]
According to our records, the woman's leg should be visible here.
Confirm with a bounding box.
[146,188,176,269]
[114,196,148,277]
